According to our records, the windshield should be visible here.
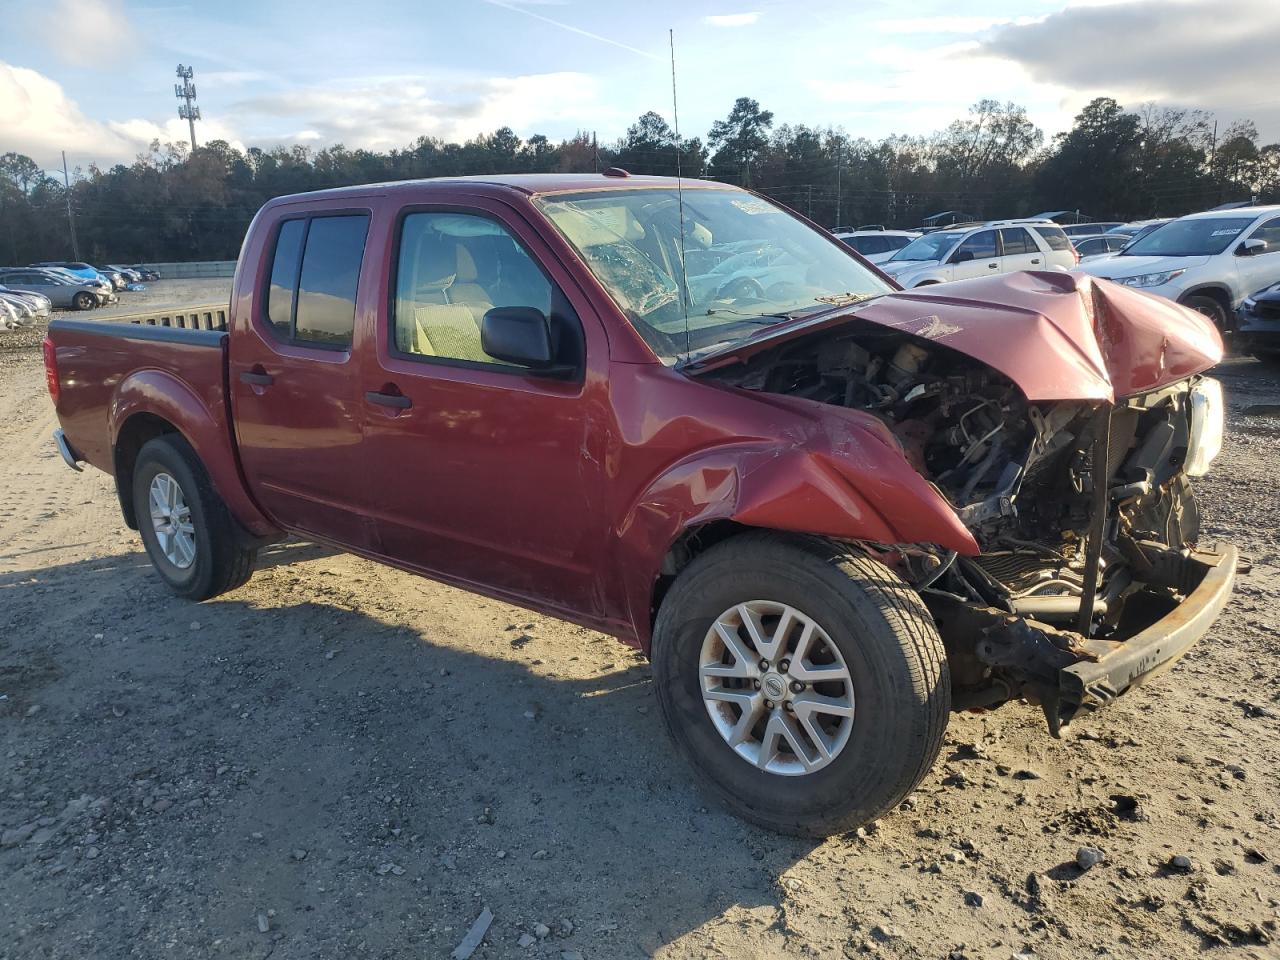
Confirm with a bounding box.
[535,187,892,359]
[1121,217,1254,257]
[887,230,965,263]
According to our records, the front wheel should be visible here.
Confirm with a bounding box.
[132,435,256,601]
[73,291,96,310]
[1182,294,1229,330]
[651,532,950,836]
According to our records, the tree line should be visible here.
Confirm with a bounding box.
[2,96,1278,264]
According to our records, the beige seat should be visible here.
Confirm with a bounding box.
[397,237,496,362]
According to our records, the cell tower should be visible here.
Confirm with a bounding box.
[175,64,201,152]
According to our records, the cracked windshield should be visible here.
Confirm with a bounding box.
[537,187,893,359]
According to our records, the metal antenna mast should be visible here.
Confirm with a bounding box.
[175,64,201,152]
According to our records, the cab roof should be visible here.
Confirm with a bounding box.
[265,173,741,208]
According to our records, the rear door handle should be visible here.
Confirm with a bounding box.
[240,371,274,386]
[988,262,999,269]
[366,390,412,409]
[1030,258,1041,265]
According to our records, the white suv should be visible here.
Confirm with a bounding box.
[878,220,1078,287]
[1080,206,1280,330]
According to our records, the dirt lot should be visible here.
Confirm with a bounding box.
[1,329,1278,959]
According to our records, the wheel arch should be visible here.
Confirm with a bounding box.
[1178,284,1233,318]
[108,369,278,538]
[618,437,977,651]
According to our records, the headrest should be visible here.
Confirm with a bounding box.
[455,245,478,283]
[413,234,456,293]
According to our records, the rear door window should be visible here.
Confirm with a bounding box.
[1032,225,1073,252]
[264,213,369,348]
[999,228,1036,255]
[955,230,997,261]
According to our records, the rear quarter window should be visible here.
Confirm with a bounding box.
[262,213,369,348]
[1031,225,1072,252]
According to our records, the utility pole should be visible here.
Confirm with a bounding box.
[591,131,599,173]
[61,151,80,260]
[175,64,201,152]
[835,140,843,228]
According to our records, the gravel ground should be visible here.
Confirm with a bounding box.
[0,279,233,352]
[0,339,1278,960]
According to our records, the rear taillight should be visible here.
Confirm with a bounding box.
[42,336,60,407]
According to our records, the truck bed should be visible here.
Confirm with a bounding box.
[45,312,274,540]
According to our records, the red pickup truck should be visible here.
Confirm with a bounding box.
[45,173,1235,836]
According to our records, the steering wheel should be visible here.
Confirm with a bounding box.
[716,276,766,301]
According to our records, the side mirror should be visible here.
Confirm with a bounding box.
[481,307,572,375]
[1237,238,1267,257]
[951,250,974,264]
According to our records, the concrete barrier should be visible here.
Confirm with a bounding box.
[135,261,237,279]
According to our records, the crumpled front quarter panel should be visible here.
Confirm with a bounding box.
[607,366,978,647]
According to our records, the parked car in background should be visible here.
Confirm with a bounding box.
[0,284,52,319]
[879,220,1077,287]
[1072,234,1131,261]
[1060,222,1125,237]
[1080,206,1280,329]
[1106,219,1172,242]
[93,266,128,291]
[1237,281,1280,362]
[120,264,160,281]
[0,268,112,310]
[33,261,116,287]
[833,229,922,264]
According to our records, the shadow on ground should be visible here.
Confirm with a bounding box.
[0,541,819,959]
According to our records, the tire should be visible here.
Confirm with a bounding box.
[73,292,95,311]
[131,435,256,601]
[1182,294,1229,331]
[651,532,949,836]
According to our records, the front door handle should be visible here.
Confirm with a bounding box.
[240,370,274,386]
[1030,258,1041,265]
[988,262,999,269]
[366,390,412,409]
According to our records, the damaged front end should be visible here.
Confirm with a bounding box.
[691,272,1235,733]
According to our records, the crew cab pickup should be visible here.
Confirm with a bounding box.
[45,174,1235,836]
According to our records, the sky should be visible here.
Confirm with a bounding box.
[2,0,1279,173]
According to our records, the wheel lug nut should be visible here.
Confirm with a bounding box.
[759,660,770,671]
[764,700,774,710]
[790,680,804,693]
[778,659,791,672]
[783,701,794,712]
[753,679,762,690]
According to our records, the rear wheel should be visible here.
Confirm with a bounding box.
[73,291,95,310]
[1182,294,1229,331]
[651,532,949,836]
[131,435,256,600]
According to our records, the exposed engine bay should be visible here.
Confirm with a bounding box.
[703,322,1226,731]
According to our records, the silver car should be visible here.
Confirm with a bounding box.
[0,268,109,310]
[0,285,52,318]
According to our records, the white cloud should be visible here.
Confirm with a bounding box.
[232,71,612,149]
[876,16,1039,34]
[0,61,239,169]
[703,12,760,27]
[977,0,1280,138]
[33,0,138,65]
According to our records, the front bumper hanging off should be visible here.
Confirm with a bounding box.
[1055,544,1237,727]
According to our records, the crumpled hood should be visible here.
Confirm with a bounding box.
[1081,254,1211,279]
[685,270,1223,401]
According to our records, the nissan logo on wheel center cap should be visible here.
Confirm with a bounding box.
[763,674,786,700]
